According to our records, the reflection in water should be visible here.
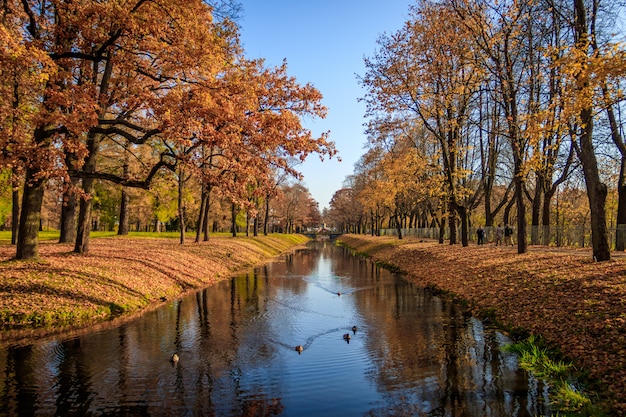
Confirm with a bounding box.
[0,242,550,416]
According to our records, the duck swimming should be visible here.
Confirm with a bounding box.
[343,333,351,341]
[295,345,304,353]
[352,326,358,333]
[170,353,179,363]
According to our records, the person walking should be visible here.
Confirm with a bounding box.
[504,224,514,246]
[495,224,504,246]
[476,225,485,245]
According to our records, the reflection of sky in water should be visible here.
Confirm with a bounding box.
[0,242,550,417]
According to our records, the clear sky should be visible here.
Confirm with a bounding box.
[237,1,411,210]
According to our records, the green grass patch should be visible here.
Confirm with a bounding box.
[374,260,403,273]
[0,307,104,329]
[0,300,151,330]
[503,335,607,416]
[0,230,255,245]
[0,230,61,245]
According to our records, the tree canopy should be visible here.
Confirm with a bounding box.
[0,0,335,259]
[327,0,625,261]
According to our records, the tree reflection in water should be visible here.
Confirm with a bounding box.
[0,242,550,416]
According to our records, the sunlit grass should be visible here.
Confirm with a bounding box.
[505,335,606,417]
[555,383,593,414]
[0,230,249,245]
[0,230,60,244]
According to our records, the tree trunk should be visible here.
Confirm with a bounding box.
[59,182,78,243]
[448,200,457,245]
[438,217,446,245]
[578,126,610,261]
[484,193,494,227]
[74,50,113,253]
[178,168,185,245]
[617,157,626,251]
[253,198,260,237]
[196,187,208,243]
[514,175,527,253]
[117,187,130,236]
[16,169,45,260]
[254,216,259,237]
[11,172,20,245]
[231,202,237,237]
[203,186,211,241]
[530,176,543,245]
[574,0,610,261]
[542,187,556,246]
[117,161,130,236]
[74,177,94,254]
[502,196,513,225]
[263,195,270,236]
[457,205,468,247]
[74,133,101,254]
[394,211,403,240]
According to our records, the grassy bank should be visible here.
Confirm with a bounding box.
[0,233,308,340]
[338,234,626,416]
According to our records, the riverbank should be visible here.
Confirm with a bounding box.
[338,234,626,416]
[0,234,308,343]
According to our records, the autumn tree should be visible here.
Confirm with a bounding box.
[473,86,514,228]
[328,186,364,234]
[586,1,626,251]
[272,183,319,233]
[0,5,56,255]
[560,0,626,260]
[449,0,542,253]
[200,59,334,238]
[0,1,236,259]
[362,1,483,246]
[348,0,623,254]
[351,148,389,235]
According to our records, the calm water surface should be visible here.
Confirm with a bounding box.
[0,241,550,416]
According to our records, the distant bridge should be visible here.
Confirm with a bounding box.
[303,232,343,241]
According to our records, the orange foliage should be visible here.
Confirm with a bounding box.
[1,1,336,258]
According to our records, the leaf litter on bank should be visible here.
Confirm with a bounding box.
[0,235,307,336]
[339,234,626,416]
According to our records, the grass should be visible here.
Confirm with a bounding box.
[505,335,573,379]
[503,336,604,417]
[0,230,242,245]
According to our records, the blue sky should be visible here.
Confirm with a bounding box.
[237,1,411,210]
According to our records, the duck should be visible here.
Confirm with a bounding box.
[343,333,351,341]
[351,326,358,334]
[337,291,342,296]
[295,345,304,353]
[170,353,179,363]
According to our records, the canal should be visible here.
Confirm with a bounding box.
[0,241,550,416]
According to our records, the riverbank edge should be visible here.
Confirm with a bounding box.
[0,234,309,345]
[337,234,625,416]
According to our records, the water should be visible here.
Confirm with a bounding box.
[0,241,550,416]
